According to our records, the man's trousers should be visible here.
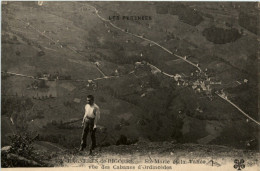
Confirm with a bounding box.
[80,117,96,150]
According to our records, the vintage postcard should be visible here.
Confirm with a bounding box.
[1,1,259,171]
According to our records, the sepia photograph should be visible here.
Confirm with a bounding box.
[1,1,259,170]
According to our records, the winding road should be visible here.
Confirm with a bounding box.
[84,4,202,72]
[84,4,259,126]
[4,3,259,126]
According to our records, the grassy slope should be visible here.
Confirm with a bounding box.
[1,2,258,151]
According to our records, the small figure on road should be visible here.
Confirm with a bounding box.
[79,95,100,155]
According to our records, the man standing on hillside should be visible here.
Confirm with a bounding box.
[79,95,100,155]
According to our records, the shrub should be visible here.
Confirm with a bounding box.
[9,134,34,157]
[120,118,130,126]
[12,36,18,41]
[37,51,45,57]
[116,135,128,145]
[137,119,146,126]
[38,80,49,89]
[15,51,21,56]
[114,124,122,131]
[171,129,183,141]
[2,134,35,167]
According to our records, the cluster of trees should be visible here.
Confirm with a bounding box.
[156,3,204,26]
[172,6,203,26]
[32,94,54,100]
[202,26,241,44]
[28,80,49,89]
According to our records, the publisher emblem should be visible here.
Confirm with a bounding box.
[234,159,245,170]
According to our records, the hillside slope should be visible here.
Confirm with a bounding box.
[1,1,259,156]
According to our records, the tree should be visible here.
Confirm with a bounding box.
[38,80,49,89]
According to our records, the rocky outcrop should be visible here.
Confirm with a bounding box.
[6,153,42,167]
[1,146,42,167]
